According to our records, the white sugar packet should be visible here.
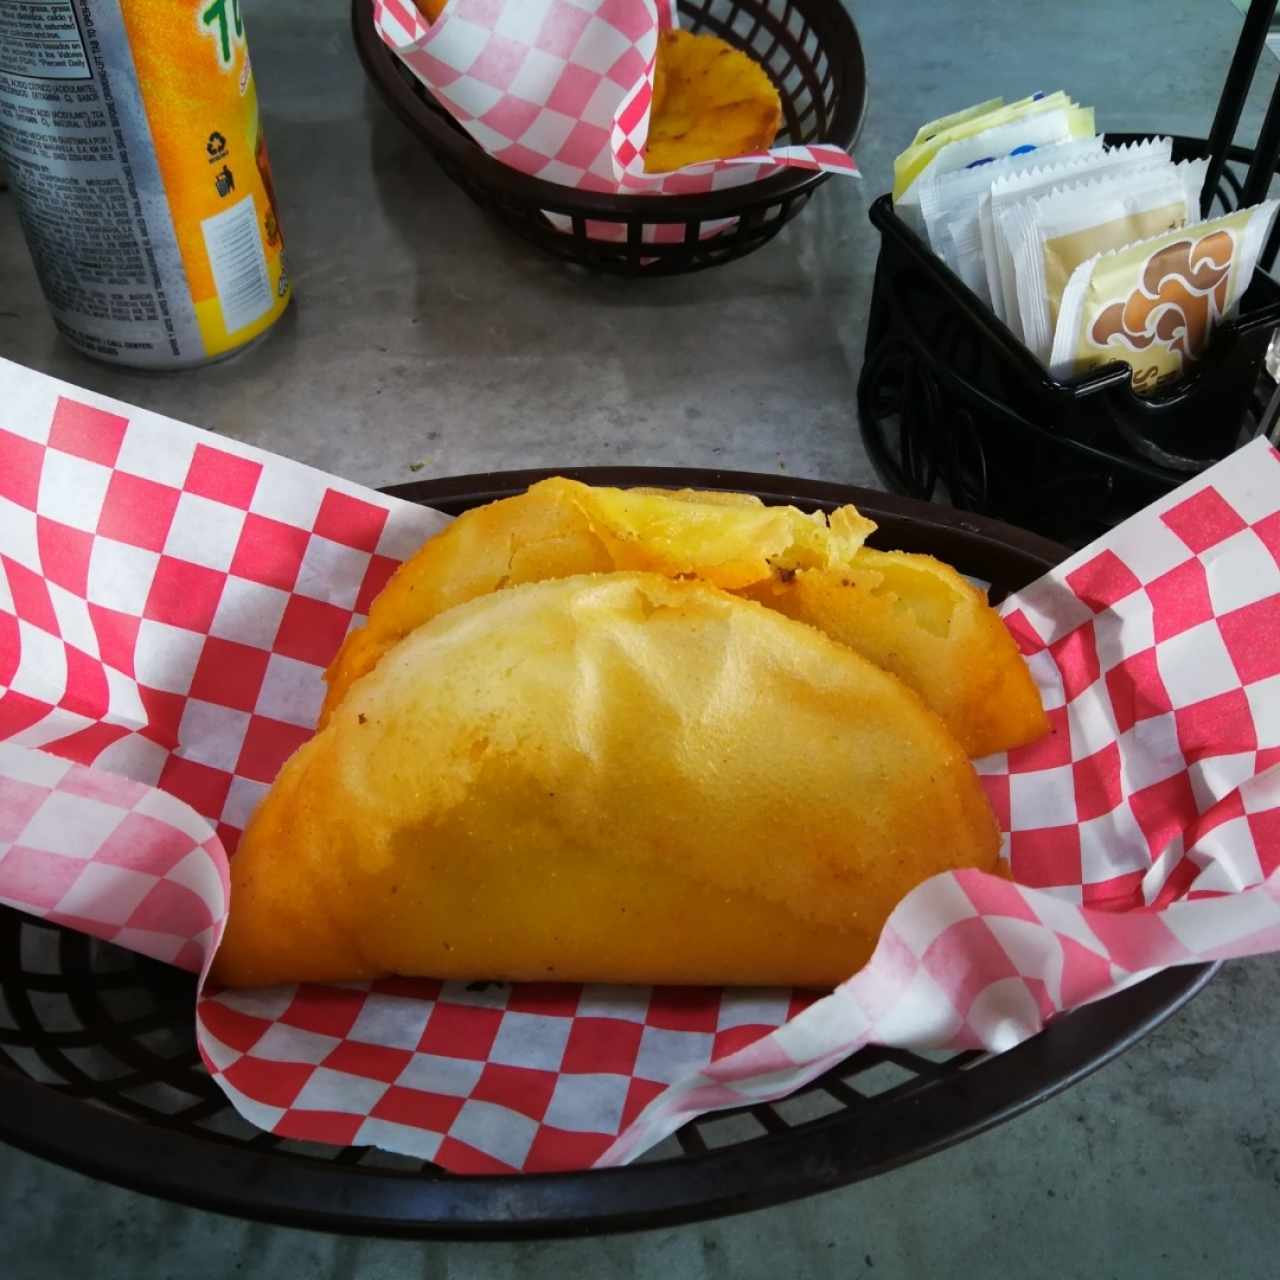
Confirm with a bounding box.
[896,104,1095,235]
[918,136,1106,301]
[895,91,1070,198]
[901,104,1094,200]
[981,137,1175,328]
[998,158,1207,359]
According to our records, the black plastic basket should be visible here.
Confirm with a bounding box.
[352,0,866,275]
[0,466,1215,1240]
[857,135,1280,548]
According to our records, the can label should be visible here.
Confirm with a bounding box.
[0,0,290,367]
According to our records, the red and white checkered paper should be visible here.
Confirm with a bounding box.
[371,0,858,246]
[1,355,1278,1174]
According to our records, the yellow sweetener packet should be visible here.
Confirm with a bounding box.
[910,98,1005,147]
[894,92,1077,199]
[1049,200,1280,394]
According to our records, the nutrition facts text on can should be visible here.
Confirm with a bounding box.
[0,2,91,78]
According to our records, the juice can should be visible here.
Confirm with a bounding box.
[0,0,291,368]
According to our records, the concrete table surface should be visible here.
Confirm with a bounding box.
[2,0,1279,1276]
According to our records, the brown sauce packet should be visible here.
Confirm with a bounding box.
[1049,201,1280,395]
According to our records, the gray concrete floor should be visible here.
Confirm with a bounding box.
[3,0,1280,1275]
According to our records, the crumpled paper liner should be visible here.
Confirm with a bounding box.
[0,354,1276,1172]
[371,0,858,245]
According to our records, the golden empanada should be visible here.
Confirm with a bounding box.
[214,573,1000,989]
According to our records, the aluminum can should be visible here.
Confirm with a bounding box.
[0,0,291,367]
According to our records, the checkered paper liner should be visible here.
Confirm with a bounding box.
[371,0,858,244]
[1,355,1278,1173]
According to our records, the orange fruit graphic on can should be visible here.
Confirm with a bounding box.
[0,0,291,368]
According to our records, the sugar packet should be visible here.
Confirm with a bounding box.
[998,159,1207,359]
[894,91,1091,200]
[908,97,1004,147]
[980,138,1175,325]
[1049,200,1280,391]
[896,105,1096,239]
[918,136,1106,302]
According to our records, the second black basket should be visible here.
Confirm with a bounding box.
[353,0,867,275]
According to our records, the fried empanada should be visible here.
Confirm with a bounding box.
[213,573,1000,989]
[741,549,1048,757]
[321,478,875,725]
[645,29,782,172]
[321,479,1046,757]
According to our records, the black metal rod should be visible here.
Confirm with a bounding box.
[1263,191,1280,269]
[1203,0,1279,217]
[1242,59,1280,206]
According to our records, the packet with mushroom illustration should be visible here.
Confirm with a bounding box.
[1000,159,1208,361]
[1050,201,1280,394]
